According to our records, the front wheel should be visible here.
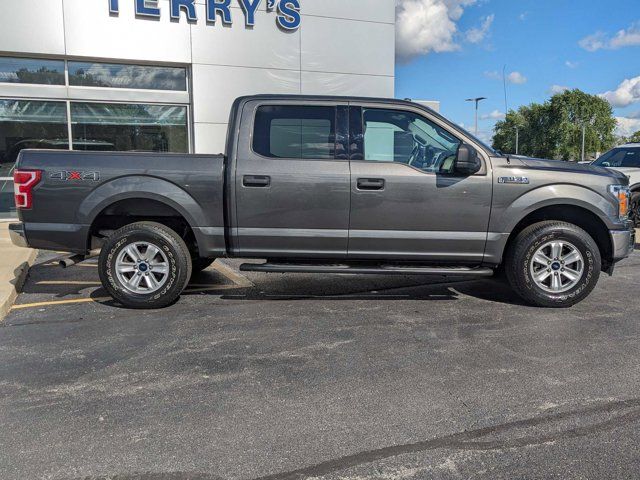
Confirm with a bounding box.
[99,221,192,309]
[505,221,601,308]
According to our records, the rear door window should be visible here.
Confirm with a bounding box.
[253,105,336,159]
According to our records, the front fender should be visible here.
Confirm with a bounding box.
[78,175,206,227]
[490,184,618,234]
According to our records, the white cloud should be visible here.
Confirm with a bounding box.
[465,14,494,43]
[507,71,527,84]
[579,32,607,52]
[518,12,528,21]
[484,70,527,84]
[579,22,640,51]
[480,109,505,120]
[565,60,579,69]
[395,0,477,61]
[475,129,493,144]
[600,76,640,108]
[615,117,640,137]
[549,85,570,95]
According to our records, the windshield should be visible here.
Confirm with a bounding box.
[414,104,498,156]
[593,147,640,168]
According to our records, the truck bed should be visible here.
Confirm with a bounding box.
[15,150,226,255]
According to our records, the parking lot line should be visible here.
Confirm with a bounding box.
[10,284,243,311]
[11,297,112,310]
[212,260,254,287]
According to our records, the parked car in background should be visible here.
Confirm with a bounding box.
[8,95,636,309]
[592,144,640,226]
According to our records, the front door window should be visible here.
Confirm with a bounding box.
[362,108,461,173]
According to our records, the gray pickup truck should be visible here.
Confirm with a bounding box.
[9,95,635,309]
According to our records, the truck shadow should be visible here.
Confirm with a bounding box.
[85,277,529,308]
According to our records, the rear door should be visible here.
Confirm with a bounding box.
[348,104,492,263]
[233,100,351,258]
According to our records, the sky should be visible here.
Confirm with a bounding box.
[394,0,640,144]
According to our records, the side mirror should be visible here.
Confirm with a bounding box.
[455,144,482,175]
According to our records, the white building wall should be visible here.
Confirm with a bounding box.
[0,0,396,154]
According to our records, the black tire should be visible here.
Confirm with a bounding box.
[191,257,215,273]
[505,221,601,308]
[630,192,640,228]
[99,221,192,309]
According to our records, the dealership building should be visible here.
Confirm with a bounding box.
[0,0,396,217]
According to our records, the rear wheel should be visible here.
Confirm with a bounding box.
[505,221,601,308]
[99,221,192,309]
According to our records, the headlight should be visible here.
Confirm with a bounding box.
[609,185,630,221]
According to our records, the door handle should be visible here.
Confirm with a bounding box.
[243,175,271,187]
[357,178,385,190]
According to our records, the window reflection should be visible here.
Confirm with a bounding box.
[0,100,68,217]
[0,57,65,85]
[71,103,188,153]
[68,62,187,91]
[253,106,336,159]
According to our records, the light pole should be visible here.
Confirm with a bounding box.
[466,97,487,136]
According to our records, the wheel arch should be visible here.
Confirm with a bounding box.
[501,204,612,271]
[81,176,206,256]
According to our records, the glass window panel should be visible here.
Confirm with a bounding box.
[0,99,69,218]
[70,102,188,153]
[253,105,336,159]
[68,62,187,91]
[594,148,640,168]
[363,108,461,173]
[0,57,65,85]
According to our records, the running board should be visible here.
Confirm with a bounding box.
[239,263,494,277]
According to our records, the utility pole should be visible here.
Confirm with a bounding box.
[581,125,586,162]
[515,127,519,155]
[466,97,487,136]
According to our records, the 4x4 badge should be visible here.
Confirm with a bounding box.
[498,176,529,184]
[50,171,100,181]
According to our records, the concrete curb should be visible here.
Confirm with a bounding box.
[0,249,37,321]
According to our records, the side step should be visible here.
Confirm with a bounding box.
[239,262,494,277]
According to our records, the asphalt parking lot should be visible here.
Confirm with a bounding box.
[1,249,640,480]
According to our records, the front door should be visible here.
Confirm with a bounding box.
[234,101,351,258]
[348,105,492,263]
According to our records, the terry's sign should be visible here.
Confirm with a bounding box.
[109,0,301,30]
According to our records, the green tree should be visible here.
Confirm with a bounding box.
[492,89,616,161]
[629,130,640,143]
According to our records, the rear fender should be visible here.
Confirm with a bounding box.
[78,176,205,227]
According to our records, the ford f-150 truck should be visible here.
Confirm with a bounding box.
[9,95,636,309]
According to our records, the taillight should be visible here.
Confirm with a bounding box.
[14,169,42,209]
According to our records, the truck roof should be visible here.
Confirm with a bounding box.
[235,94,437,110]
[233,95,497,155]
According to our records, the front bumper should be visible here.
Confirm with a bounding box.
[8,223,28,248]
[610,228,636,261]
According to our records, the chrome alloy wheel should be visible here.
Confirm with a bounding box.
[530,240,584,293]
[115,242,169,294]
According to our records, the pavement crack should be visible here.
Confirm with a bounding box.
[252,398,640,480]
